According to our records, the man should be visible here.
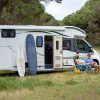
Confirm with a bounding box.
[85,53,100,73]
[85,53,94,67]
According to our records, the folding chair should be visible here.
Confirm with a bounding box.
[76,64,91,72]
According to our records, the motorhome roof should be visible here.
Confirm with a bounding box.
[0,25,65,31]
[64,26,86,35]
[63,26,86,38]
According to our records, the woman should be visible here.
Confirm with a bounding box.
[75,55,84,65]
[75,54,90,72]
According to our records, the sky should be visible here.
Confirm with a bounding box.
[45,0,88,20]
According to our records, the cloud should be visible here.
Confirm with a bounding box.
[45,0,88,20]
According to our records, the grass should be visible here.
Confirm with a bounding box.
[0,75,54,91]
[0,46,100,100]
[0,72,100,100]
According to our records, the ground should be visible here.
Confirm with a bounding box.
[0,47,100,100]
[0,71,100,100]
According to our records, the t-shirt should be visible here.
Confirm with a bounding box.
[85,58,94,64]
[75,59,85,65]
[79,59,85,63]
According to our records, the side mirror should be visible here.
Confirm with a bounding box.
[88,47,93,52]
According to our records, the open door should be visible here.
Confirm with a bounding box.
[44,36,53,69]
[53,36,62,68]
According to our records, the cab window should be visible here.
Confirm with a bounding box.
[76,39,90,53]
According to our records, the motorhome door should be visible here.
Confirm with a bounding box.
[53,36,62,68]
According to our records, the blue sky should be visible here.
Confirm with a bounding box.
[45,0,88,20]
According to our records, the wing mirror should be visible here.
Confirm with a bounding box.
[88,46,93,52]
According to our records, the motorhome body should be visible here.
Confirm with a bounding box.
[0,25,100,72]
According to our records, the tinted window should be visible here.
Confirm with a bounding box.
[63,38,71,50]
[56,41,59,50]
[1,29,16,38]
[76,39,90,53]
[36,36,43,47]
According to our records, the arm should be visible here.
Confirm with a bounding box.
[75,59,84,65]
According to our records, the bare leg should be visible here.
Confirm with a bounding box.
[94,63,100,73]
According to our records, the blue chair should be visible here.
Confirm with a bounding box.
[76,64,91,72]
[74,56,91,72]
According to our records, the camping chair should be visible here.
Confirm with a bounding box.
[76,64,91,72]
[74,57,91,72]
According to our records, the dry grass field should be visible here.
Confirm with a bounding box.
[0,72,100,100]
[0,47,100,100]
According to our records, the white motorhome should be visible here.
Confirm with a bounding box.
[0,25,100,72]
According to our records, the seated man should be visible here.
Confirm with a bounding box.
[85,53,95,67]
[85,53,100,73]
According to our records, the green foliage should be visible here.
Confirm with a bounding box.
[0,0,59,25]
[62,0,100,46]
[40,13,60,25]
[40,0,62,3]
[0,0,44,24]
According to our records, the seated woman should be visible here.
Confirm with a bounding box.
[75,54,90,71]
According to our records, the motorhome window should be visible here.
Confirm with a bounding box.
[56,41,59,50]
[36,36,43,47]
[63,39,71,50]
[1,29,16,38]
[76,39,90,53]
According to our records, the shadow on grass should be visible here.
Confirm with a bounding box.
[0,71,18,77]
[0,70,68,77]
[65,79,79,85]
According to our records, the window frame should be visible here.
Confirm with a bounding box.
[1,29,16,38]
[63,38,72,51]
[56,41,59,50]
[36,36,43,47]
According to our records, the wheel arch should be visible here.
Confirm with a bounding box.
[93,59,99,65]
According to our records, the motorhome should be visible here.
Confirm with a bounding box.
[0,25,100,72]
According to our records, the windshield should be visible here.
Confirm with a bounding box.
[76,39,93,53]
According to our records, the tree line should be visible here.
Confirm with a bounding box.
[0,0,100,46]
[62,0,100,46]
[0,0,60,25]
